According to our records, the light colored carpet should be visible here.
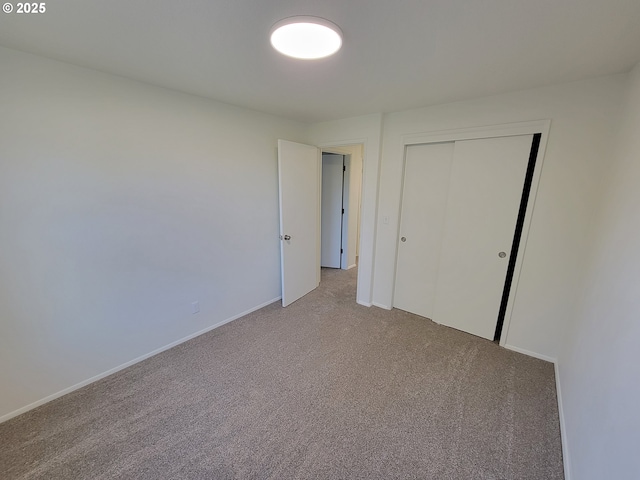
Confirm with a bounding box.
[0,267,564,479]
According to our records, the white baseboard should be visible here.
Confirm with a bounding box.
[0,296,281,424]
[372,301,392,310]
[503,344,556,363]
[346,264,357,270]
[554,361,571,480]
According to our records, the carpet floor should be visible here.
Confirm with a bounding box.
[0,267,564,479]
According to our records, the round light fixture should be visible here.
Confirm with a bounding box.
[270,16,343,60]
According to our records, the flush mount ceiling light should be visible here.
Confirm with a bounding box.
[270,16,343,60]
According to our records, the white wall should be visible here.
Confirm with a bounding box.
[373,75,627,360]
[307,115,383,306]
[557,63,640,480]
[0,47,306,419]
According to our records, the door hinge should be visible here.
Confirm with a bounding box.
[342,208,345,214]
[341,248,343,254]
[343,165,346,172]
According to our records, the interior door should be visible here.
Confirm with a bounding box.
[321,153,344,268]
[433,135,533,339]
[278,139,320,307]
[395,142,454,318]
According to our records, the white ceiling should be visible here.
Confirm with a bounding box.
[2,0,640,123]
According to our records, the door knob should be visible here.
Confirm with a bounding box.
[283,235,291,241]
[401,237,407,242]
[498,251,506,258]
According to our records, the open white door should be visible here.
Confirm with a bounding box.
[278,139,320,307]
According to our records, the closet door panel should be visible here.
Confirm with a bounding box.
[394,142,454,318]
[433,135,533,340]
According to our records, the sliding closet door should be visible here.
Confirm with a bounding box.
[433,135,533,340]
[394,142,454,319]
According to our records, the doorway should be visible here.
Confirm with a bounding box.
[320,153,345,268]
[320,145,363,272]
[278,140,366,307]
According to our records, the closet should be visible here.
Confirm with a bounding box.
[394,134,540,341]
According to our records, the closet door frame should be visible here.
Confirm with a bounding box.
[394,120,551,347]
